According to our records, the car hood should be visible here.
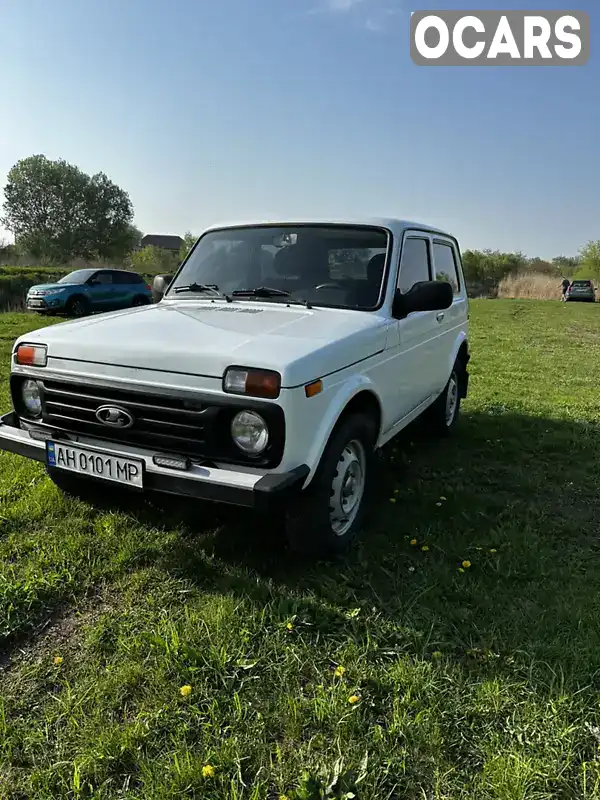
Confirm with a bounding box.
[18,300,389,387]
[28,283,68,292]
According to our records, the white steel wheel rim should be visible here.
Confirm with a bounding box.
[445,373,459,426]
[329,439,367,537]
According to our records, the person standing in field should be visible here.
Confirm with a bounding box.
[561,277,570,301]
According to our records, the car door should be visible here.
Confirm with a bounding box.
[430,237,468,392]
[85,270,115,310]
[110,271,133,308]
[385,232,442,425]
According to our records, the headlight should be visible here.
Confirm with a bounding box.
[21,379,42,417]
[231,410,269,454]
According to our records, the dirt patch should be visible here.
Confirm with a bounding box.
[0,583,121,677]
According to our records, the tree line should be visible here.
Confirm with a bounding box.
[1,154,599,284]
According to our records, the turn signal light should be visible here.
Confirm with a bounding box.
[223,367,281,399]
[305,379,323,398]
[15,344,47,367]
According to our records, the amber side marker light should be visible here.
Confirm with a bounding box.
[305,379,323,398]
[15,344,47,367]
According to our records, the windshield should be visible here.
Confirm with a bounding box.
[57,269,96,285]
[571,280,591,287]
[166,225,390,310]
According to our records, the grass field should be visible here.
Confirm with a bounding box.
[1,300,600,799]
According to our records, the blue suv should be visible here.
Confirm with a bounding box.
[26,268,153,317]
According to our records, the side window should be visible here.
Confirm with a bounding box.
[397,237,431,294]
[124,272,144,284]
[433,242,460,294]
[92,271,113,285]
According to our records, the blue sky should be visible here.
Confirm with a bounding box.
[0,0,597,258]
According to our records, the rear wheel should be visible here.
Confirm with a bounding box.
[66,295,89,318]
[424,360,464,437]
[284,413,377,557]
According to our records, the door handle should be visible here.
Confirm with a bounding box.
[436,312,445,322]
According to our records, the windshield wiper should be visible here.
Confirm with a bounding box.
[232,286,291,298]
[174,282,231,301]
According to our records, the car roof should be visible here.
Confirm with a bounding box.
[202,217,453,239]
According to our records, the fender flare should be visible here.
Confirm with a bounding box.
[303,375,383,486]
[448,331,469,375]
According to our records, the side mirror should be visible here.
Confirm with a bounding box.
[152,274,173,302]
[392,280,453,319]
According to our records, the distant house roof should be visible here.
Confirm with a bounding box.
[140,234,184,251]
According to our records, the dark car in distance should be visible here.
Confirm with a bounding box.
[26,268,153,317]
[566,279,596,303]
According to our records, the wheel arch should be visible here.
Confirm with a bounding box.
[447,334,470,397]
[302,379,383,487]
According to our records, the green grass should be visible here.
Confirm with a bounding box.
[1,299,600,799]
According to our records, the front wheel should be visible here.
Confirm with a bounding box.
[66,296,89,318]
[284,413,377,557]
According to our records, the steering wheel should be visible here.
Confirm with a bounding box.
[314,282,345,291]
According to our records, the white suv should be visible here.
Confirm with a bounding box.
[0,219,469,555]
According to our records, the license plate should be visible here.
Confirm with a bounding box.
[46,441,144,487]
[28,300,44,307]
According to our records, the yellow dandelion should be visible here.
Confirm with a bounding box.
[490,548,497,553]
[202,764,215,778]
[462,560,471,569]
[53,656,63,666]
[180,684,192,697]
[348,694,360,704]
[334,665,345,677]
[432,651,442,659]
[410,538,418,546]
[286,622,294,631]
[421,545,429,552]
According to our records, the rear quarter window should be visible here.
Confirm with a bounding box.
[432,241,461,295]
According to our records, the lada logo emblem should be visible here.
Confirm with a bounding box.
[95,405,134,429]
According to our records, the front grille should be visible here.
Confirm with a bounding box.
[12,377,286,468]
[40,379,215,457]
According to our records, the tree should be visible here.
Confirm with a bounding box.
[1,154,135,263]
[128,245,179,274]
[573,240,600,280]
[179,231,197,262]
[552,255,580,276]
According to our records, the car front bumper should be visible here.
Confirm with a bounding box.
[26,296,66,311]
[0,412,309,512]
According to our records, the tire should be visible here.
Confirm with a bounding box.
[66,295,89,318]
[284,412,378,557]
[132,295,150,307]
[423,361,463,437]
